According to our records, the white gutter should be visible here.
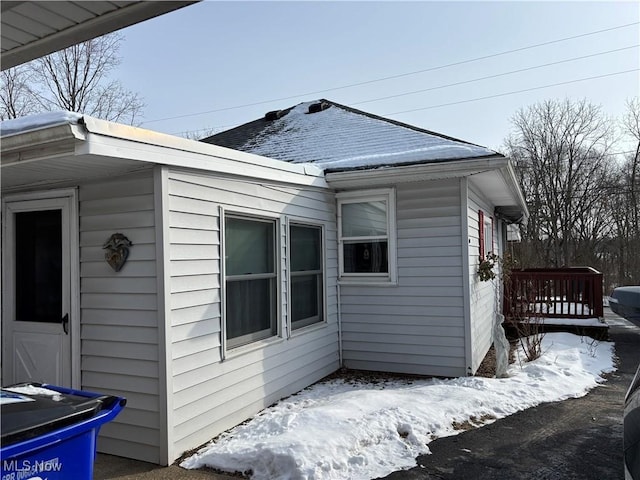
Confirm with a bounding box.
[499,162,530,223]
[325,155,510,189]
[1,123,86,165]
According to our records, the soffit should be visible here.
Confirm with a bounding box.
[1,152,150,192]
[1,1,197,70]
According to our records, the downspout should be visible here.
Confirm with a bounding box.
[336,200,343,367]
[337,283,343,367]
[460,177,474,375]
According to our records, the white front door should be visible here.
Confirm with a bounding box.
[2,191,77,387]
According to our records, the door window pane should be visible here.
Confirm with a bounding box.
[15,210,62,323]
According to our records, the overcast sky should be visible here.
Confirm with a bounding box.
[117,1,639,153]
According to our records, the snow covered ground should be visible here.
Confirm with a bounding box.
[182,332,616,480]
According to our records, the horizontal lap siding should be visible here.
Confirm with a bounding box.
[166,169,339,461]
[79,172,161,463]
[467,184,498,373]
[341,179,466,377]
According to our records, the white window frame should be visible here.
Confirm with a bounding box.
[483,215,494,257]
[288,221,325,332]
[337,188,397,285]
[223,212,279,349]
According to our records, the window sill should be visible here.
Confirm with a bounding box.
[224,335,285,360]
[338,277,398,287]
[290,320,329,338]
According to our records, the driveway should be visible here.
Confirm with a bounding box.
[381,308,640,480]
[96,308,639,480]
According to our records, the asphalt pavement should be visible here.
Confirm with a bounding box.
[95,307,639,480]
[381,307,640,480]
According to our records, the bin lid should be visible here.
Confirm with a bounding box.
[1,384,116,447]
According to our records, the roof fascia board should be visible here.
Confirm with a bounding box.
[2,2,199,70]
[0,123,86,166]
[77,128,328,189]
[325,155,509,189]
[81,115,325,181]
[499,162,530,222]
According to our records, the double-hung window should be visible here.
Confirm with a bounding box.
[289,224,323,330]
[224,215,277,348]
[337,189,396,283]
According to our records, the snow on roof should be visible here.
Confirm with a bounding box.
[203,100,499,172]
[0,111,83,136]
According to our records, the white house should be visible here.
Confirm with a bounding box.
[203,100,528,378]
[0,103,527,465]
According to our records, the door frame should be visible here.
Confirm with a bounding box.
[1,188,80,388]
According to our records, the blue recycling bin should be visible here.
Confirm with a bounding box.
[0,383,126,480]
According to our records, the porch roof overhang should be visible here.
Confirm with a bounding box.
[325,155,529,224]
[1,114,328,193]
[1,1,198,70]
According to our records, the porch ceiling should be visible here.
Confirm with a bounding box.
[1,1,198,70]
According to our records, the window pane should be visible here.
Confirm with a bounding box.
[291,274,321,327]
[342,201,387,237]
[15,210,62,323]
[291,225,320,272]
[343,241,388,273]
[226,278,276,342]
[484,222,492,254]
[226,217,274,276]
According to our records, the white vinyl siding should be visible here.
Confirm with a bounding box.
[78,171,162,463]
[340,179,467,377]
[467,182,501,373]
[166,169,339,462]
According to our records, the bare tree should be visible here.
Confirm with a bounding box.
[181,127,227,141]
[2,33,143,124]
[622,97,640,239]
[0,65,38,119]
[608,97,640,286]
[505,98,615,268]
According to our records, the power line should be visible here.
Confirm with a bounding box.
[385,69,640,116]
[141,21,639,126]
[353,45,639,106]
[174,70,640,138]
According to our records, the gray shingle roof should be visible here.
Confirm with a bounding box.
[201,99,501,172]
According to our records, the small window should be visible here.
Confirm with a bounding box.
[338,189,396,282]
[290,224,323,330]
[484,217,493,256]
[479,209,493,258]
[225,215,277,348]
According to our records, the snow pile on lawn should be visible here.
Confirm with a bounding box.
[182,333,616,480]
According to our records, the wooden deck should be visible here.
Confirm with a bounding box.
[502,267,606,339]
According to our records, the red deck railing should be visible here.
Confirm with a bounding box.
[503,267,604,320]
